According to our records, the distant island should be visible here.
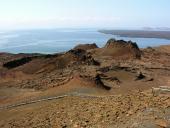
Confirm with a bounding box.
[99,30,170,40]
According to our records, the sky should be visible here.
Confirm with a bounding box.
[0,0,170,30]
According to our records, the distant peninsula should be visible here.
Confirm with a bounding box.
[99,30,170,40]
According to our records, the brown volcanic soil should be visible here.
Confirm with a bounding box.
[0,39,170,127]
[155,45,170,53]
[0,92,169,128]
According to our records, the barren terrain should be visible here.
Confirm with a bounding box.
[0,39,170,128]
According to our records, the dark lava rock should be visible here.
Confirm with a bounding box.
[67,49,100,66]
[3,57,33,69]
[135,72,146,80]
[67,49,86,58]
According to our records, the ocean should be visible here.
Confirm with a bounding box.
[0,28,170,54]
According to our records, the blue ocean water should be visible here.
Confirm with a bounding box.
[0,29,170,54]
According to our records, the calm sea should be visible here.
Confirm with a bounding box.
[0,29,170,54]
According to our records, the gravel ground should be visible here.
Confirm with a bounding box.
[0,91,169,128]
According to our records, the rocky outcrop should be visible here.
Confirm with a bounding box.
[95,74,111,90]
[104,38,142,59]
[73,43,98,50]
[66,49,100,66]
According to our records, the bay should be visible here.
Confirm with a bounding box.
[0,28,169,54]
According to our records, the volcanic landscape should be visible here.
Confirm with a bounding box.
[0,39,170,128]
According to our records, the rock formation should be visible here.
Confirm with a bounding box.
[104,38,142,59]
[73,43,98,50]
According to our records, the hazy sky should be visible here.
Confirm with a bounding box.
[0,0,170,30]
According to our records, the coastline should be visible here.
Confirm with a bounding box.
[99,29,170,40]
[0,29,170,54]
